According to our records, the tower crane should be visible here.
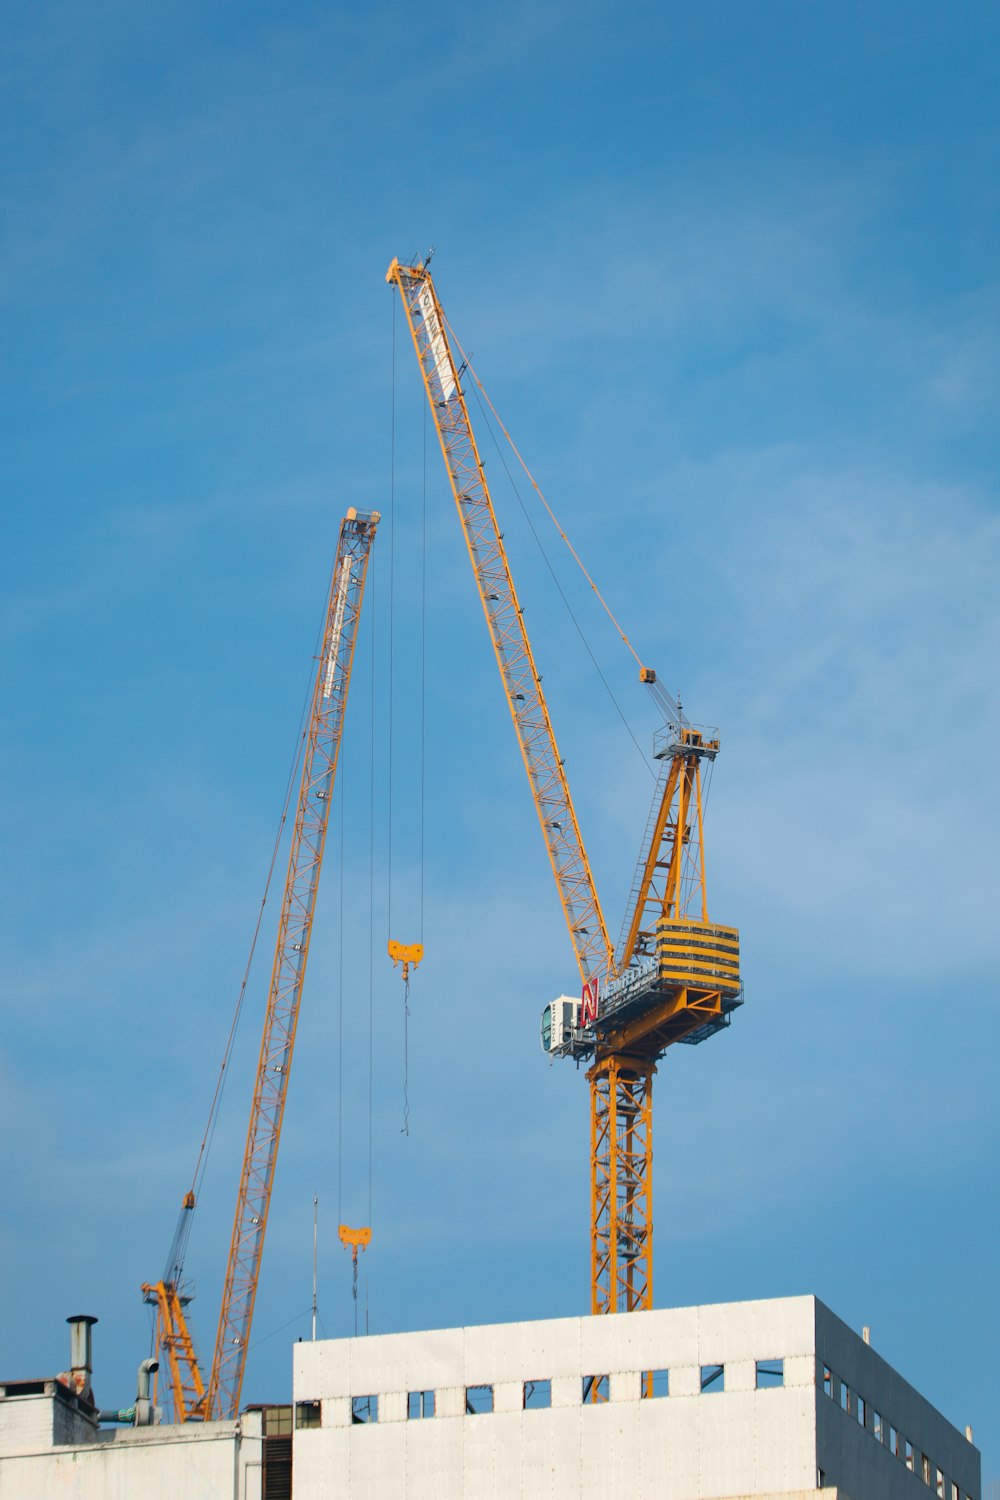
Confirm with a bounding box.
[143,505,380,1420]
[387,259,742,1317]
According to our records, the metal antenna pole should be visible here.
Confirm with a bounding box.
[311,1196,318,1342]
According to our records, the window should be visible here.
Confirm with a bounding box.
[465,1384,493,1415]
[295,1400,321,1430]
[263,1406,292,1436]
[523,1379,551,1410]
[921,1454,931,1485]
[351,1395,378,1424]
[840,1381,850,1414]
[582,1374,609,1404]
[935,1469,945,1498]
[889,1425,898,1456]
[905,1439,914,1471]
[822,1365,833,1398]
[642,1369,669,1399]
[873,1410,884,1444]
[700,1364,724,1394]
[856,1394,867,1427]
[407,1390,434,1420]
[755,1358,784,1390]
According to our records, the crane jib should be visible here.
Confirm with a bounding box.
[387,259,615,988]
[202,507,379,1422]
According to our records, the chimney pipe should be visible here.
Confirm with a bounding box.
[67,1314,97,1377]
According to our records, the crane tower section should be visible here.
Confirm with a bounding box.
[546,714,742,1316]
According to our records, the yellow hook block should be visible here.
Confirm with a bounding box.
[387,939,424,983]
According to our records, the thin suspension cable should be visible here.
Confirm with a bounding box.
[443,312,644,673]
[336,755,345,1225]
[387,291,396,939]
[420,397,427,941]
[190,610,323,1205]
[367,537,376,1228]
[465,378,654,781]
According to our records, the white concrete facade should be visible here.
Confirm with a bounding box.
[292,1296,981,1500]
[0,1296,980,1498]
[0,1382,263,1500]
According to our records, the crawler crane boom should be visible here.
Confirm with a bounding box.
[145,506,379,1421]
[388,259,742,1320]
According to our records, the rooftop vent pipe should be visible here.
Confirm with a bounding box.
[99,1359,160,1427]
[62,1315,98,1403]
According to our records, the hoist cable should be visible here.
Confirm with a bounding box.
[443,313,645,674]
[420,398,427,941]
[336,757,345,1226]
[387,292,397,941]
[464,377,654,782]
[367,516,376,1229]
[190,591,326,1207]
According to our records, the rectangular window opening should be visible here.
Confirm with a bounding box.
[822,1365,833,1398]
[642,1368,669,1399]
[840,1381,850,1414]
[351,1395,378,1425]
[582,1374,609,1404]
[935,1469,945,1498]
[522,1379,551,1410]
[905,1439,914,1471]
[873,1410,884,1444]
[755,1358,784,1390]
[407,1390,434,1420]
[295,1400,321,1430]
[700,1363,725,1394]
[263,1406,292,1436]
[857,1393,867,1427]
[889,1424,899,1456]
[465,1384,493,1416]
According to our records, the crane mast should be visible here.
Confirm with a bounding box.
[389,259,742,1322]
[145,507,379,1421]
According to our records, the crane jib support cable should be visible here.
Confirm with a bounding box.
[205,507,380,1421]
[386,260,614,988]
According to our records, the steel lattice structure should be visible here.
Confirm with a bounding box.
[387,260,614,988]
[207,507,379,1420]
[388,257,742,1323]
[146,508,379,1423]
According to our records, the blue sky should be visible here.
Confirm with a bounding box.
[2,0,998,1480]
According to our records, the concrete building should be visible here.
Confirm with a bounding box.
[291,1296,980,1500]
[0,1296,981,1499]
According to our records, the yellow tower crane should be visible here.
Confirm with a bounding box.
[143,506,380,1420]
[387,259,742,1316]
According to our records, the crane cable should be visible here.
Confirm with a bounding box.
[388,291,411,1138]
[188,608,325,1210]
[443,312,645,673]
[463,366,654,782]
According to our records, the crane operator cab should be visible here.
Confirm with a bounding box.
[541,995,580,1053]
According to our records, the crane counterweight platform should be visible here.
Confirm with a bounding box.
[388,258,743,1318]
